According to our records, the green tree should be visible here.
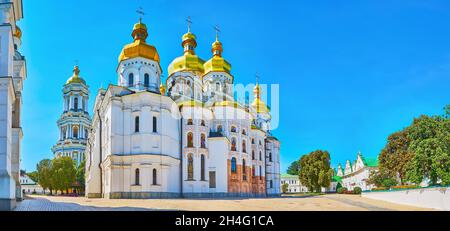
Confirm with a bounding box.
[298,150,333,193]
[36,159,53,195]
[281,183,289,194]
[27,171,39,183]
[405,115,450,185]
[52,157,76,194]
[76,159,86,194]
[378,130,413,185]
[287,160,300,175]
[367,170,397,188]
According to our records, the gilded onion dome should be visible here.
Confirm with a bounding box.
[14,26,22,39]
[203,35,232,76]
[66,66,86,85]
[159,82,166,95]
[167,30,205,76]
[251,83,270,114]
[118,19,160,64]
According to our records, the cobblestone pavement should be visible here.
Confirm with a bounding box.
[14,194,431,211]
[15,196,153,211]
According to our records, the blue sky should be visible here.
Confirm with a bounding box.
[18,0,450,173]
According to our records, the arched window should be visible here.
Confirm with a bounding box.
[259,166,262,180]
[84,129,88,138]
[242,129,246,135]
[135,168,140,185]
[242,159,246,180]
[201,155,205,181]
[231,157,237,173]
[252,150,255,160]
[231,138,237,151]
[242,140,247,153]
[73,126,79,139]
[153,116,157,133]
[144,73,150,88]
[217,125,223,132]
[152,169,157,185]
[269,152,272,162]
[216,82,220,91]
[259,151,262,160]
[135,116,140,133]
[201,120,205,126]
[259,140,262,145]
[81,98,85,111]
[200,134,206,148]
[252,138,255,144]
[252,165,255,176]
[187,132,193,147]
[128,73,134,87]
[231,126,237,133]
[74,97,78,111]
[187,154,194,180]
[187,119,193,125]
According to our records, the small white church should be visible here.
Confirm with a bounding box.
[85,19,281,199]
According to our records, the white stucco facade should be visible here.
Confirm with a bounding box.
[0,0,25,210]
[85,19,281,199]
[337,152,378,191]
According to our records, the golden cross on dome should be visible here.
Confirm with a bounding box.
[186,16,192,32]
[136,6,145,22]
[214,25,221,40]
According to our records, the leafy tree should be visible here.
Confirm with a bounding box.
[298,150,333,193]
[76,159,86,194]
[287,160,300,175]
[378,130,413,185]
[353,187,362,194]
[27,171,39,183]
[367,170,397,188]
[36,159,53,195]
[52,157,76,194]
[281,183,289,194]
[405,115,450,185]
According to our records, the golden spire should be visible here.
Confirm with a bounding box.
[14,26,22,39]
[182,16,197,55]
[212,25,223,57]
[251,73,269,113]
[66,65,86,85]
[159,75,166,95]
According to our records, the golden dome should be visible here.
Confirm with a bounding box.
[159,83,166,95]
[14,26,22,39]
[203,37,232,76]
[167,30,205,76]
[251,84,270,113]
[118,20,160,64]
[66,66,86,85]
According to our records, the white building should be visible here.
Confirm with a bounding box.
[0,0,25,210]
[281,174,308,193]
[20,172,44,195]
[280,173,340,193]
[51,66,91,165]
[337,151,378,191]
[85,19,281,199]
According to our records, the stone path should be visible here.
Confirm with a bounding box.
[15,196,153,211]
[14,194,430,211]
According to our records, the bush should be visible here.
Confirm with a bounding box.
[390,185,419,190]
[353,187,362,194]
[337,187,348,194]
[381,178,397,188]
[372,187,388,191]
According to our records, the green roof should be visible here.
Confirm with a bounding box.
[332,175,342,183]
[362,156,379,167]
[281,173,298,178]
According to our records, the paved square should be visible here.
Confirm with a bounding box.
[14,194,432,211]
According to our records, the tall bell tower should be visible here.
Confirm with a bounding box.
[52,66,91,165]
